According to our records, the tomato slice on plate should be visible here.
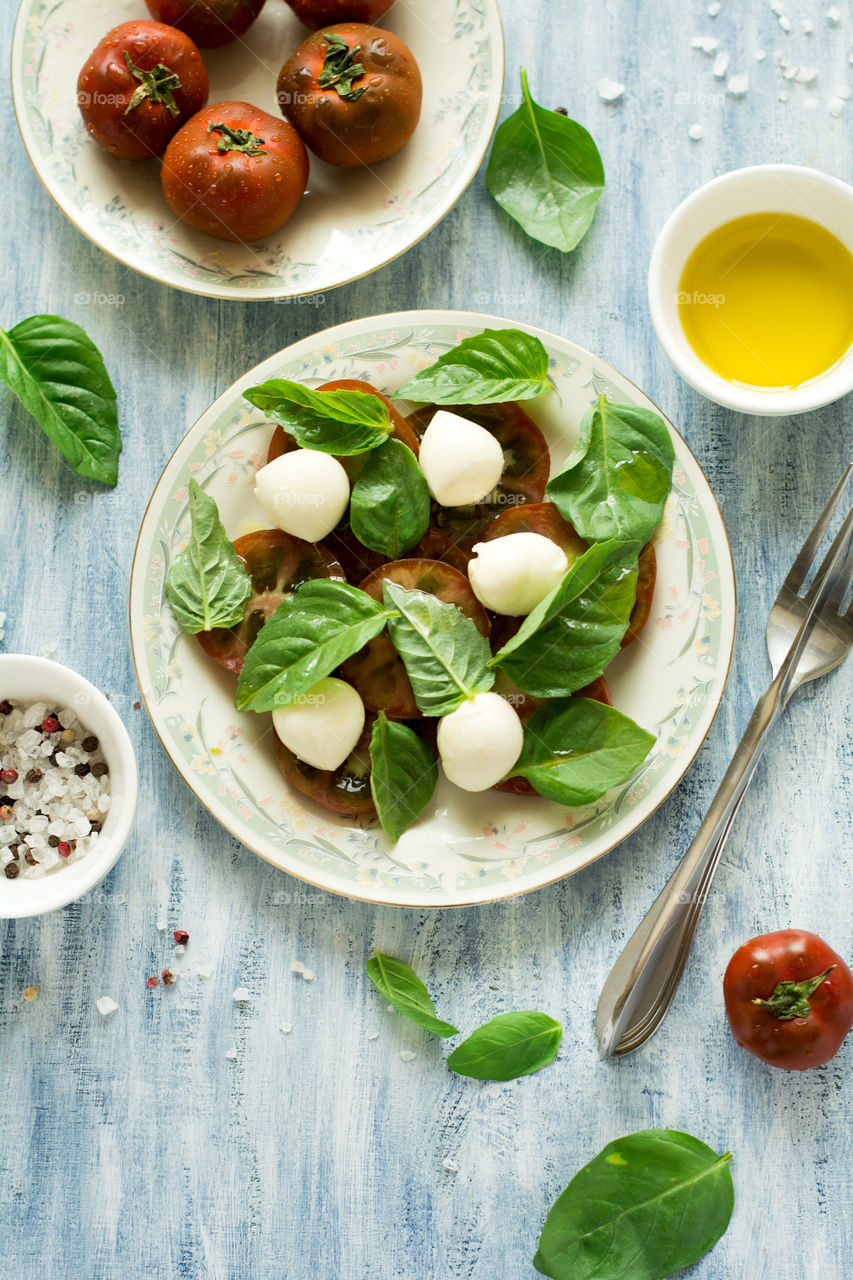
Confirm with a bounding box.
[411,526,474,574]
[492,675,612,796]
[266,378,420,465]
[273,713,377,817]
[197,529,343,673]
[481,501,589,562]
[341,559,490,718]
[621,542,657,648]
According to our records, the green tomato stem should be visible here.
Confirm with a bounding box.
[123,51,182,118]
[752,965,835,1021]
[318,32,367,101]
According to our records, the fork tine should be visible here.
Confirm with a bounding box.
[784,466,853,594]
[802,498,853,608]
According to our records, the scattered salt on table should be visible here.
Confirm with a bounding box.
[713,51,730,77]
[399,1051,416,1063]
[280,1023,292,1034]
[596,78,625,102]
[727,74,750,96]
[224,1046,237,1061]
[232,987,250,1002]
[96,996,118,1018]
[442,1159,459,1174]
[688,123,705,140]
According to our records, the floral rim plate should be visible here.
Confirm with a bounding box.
[129,309,737,907]
[11,0,504,300]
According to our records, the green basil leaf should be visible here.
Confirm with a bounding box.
[0,314,121,485]
[491,540,640,697]
[235,579,395,712]
[243,378,393,455]
[486,69,605,253]
[534,1129,734,1280]
[447,1011,562,1081]
[547,396,675,545]
[165,480,252,634]
[514,698,655,806]
[369,712,438,842]
[350,439,430,557]
[396,328,551,405]
[382,581,494,717]
[366,951,459,1038]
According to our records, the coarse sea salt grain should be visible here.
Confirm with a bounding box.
[830,97,846,115]
[442,1158,459,1174]
[691,36,719,53]
[828,7,841,25]
[728,73,750,95]
[232,987,250,1002]
[708,0,721,14]
[225,1046,238,1061]
[96,996,118,1017]
[688,123,705,140]
[713,51,730,77]
[399,1050,417,1063]
[1,700,111,881]
[596,78,625,102]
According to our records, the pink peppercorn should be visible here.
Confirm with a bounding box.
[162,969,176,985]
[41,717,60,734]
[0,769,18,784]
[173,929,190,945]
[57,842,71,859]
[146,976,160,989]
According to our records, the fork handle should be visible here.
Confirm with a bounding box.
[595,678,785,1056]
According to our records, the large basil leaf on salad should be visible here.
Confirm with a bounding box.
[486,69,605,254]
[369,713,438,843]
[513,698,655,806]
[350,439,430,557]
[447,1012,562,1082]
[0,314,121,485]
[366,951,459,1038]
[243,378,393,455]
[547,396,675,545]
[534,1129,734,1280]
[382,581,495,717]
[165,479,252,634]
[235,579,395,712]
[491,540,640,697]
[396,328,551,405]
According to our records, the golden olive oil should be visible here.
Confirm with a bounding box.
[678,212,853,388]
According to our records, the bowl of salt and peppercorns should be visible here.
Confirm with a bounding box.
[0,655,138,919]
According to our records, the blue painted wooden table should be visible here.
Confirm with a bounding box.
[3,2,853,1276]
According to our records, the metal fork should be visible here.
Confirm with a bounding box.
[596,468,853,1058]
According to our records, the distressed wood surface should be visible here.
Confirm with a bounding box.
[3,2,853,1276]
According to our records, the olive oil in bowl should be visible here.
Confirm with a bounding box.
[678,212,853,389]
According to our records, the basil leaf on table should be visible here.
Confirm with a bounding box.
[243,378,393,455]
[547,396,675,545]
[396,328,551,405]
[486,69,605,253]
[447,1012,562,1081]
[366,951,459,1037]
[165,479,252,634]
[382,581,495,717]
[0,314,121,485]
[369,712,438,842]
[235,579,395,712]
[350,439,430,557]
[534,1129,734,1280]
[513,698,655,806]
[491,540,640,697]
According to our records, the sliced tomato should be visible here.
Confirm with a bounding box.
[341,559,490,718]
[274,713,376,816]
[491,673,611,795]
[621,542,657,648]
[266,378,419,465]
[481,501,588,562]
[197,529,343,673]
[412,526,473,573]
[406,400,550,550]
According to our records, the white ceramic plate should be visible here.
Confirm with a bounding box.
[12,0,504,299]
[129,310,736,907]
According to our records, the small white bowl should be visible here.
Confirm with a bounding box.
[648,164,853,415]
[0,655,138,918]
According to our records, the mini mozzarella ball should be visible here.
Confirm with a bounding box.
[418,410,504,506]
[254,449,349,543]
[468,532,569,616]
[437,692,524,792]
[272,678,365,772]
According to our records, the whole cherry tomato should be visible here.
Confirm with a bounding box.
[284,0,394,26]
[277,23,421,167]
[161,102,309,241]
[77,20,208,160]
[145,0,267,49]
[724,929,853,1070]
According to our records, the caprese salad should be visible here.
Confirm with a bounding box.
[165,328,675,842]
